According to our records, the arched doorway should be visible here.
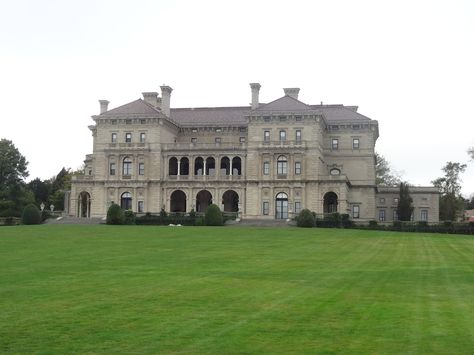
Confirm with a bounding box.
[222,190,239,212]
[220,156,230,175]
[78,191,91,218]
[170,190,186,212]
[196,190,212,212]
[323,192,338,213]
[195,157,204,175]
[121,192,132,210]
[275,192,288,219]
[232,156,242,175]
[169,157,178,176]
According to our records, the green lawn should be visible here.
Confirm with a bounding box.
[1,226,474,354]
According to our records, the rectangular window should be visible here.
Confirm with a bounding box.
[111,133,117,143]
[295,115,302,121]
[125,119,132,124]
[279,115,287,122]
[109,163,116,176]
[263,161,270,175]
[379,209,386,221]
[239,127,246,132]
[123,161,132,176]
[138,201,144,213]
[294,201,301,214]
[140,133,146,143]
[140,119,146,124]
[279,130,286,142]
[352,138,360,149]
[215,128,222,132]
[394,198,399,204]
[393,210,398,221]
[263,116,271,122]
[139,163,145,175]
[295,162,301,175]
[421,210,428,221]
[296,129,302,142]
[125,133,132,143]
[379,198,385,204]
[263,201,269,215]
[239,137,246,143]
[331,138,339,150]
[264,130,270,142]
[352,205,360,219]
[191,137,197,143]
[215,137,221,143]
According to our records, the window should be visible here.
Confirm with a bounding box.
[352,205,360,219]
[279,130,286,142]
[109,163,116,176]
[111,119,117,125]
[215,128,222,132]
[394,198,399,204]
[140,133,146,143]
[139,163,145,175]
[191,137,197,143]
[263,161,270,175]
[352,138,360,149]
[421,210,428,221]
[295,115,302,122]
[239,127,246,132]
[138,201,144,213]
[279,115,287,122]
[294,201,301,214]
[140,119,146,124]
[295,162,301,175]
[123,157,132,176]
[277,155,287,175]
[352,124,360,130]
[125,133,132,143]
[192,128,198,133]
[331,138,339,150]
[111,133,117,143]
[125,119,132,124]
[215,137,221,143]
[330,168,341,176]
[263,116,271,122]
[263,201,269,215]
[379,198,385,204]
[379,209,386,221]
[295,130,302,142]
[239,137,246,143]
[393,210,398,221]
[264,130,270,142]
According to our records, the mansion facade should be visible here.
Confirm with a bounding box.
[69,84,439,223]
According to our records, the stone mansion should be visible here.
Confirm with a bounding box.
[69,83,439,223]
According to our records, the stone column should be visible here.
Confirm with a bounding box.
[230,157,233,176]
[204,159,207,176]
[177,157,181,176]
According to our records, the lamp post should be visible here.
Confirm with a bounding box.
[40,202,45,212]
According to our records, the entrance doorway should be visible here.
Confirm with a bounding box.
[275,192,288,219]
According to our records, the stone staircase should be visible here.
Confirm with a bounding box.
[231,218,294,227]
[44,216,105,225]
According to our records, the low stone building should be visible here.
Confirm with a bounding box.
[70,83,439,223]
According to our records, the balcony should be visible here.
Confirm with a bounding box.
[105,143,149,151]
[258,141,306,149]
[162,143,245,152]
[167,174,243,181]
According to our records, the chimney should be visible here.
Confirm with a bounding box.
[99,100,109,114]
[283,88,300,100]
[160,85,173,117]
[250,83,261,109]
[142,92,159,107]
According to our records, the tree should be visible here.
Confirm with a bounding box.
[204,204,223,226]
[375,153,402,186]
[432,162,467,221]
[397,182,414,221]
[0,139,32,216]
[469,146,474,160]
[28,178,52,205]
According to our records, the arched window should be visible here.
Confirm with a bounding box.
[121,192,132,210]
[277,155,287,175]
[232,156,242,175]
[169,157,178,175]
[123,157,132,176]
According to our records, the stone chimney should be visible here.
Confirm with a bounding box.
[283,88,300,100]
[160,85,173,117]
[99,100,109,114]
[142,92,159,107]
[250,83,261,109]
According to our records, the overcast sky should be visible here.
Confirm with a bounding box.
[1,0,473,196]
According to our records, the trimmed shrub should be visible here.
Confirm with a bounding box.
[124,210,136,225]
[21,204,42,225]
[106,203,125,225]
[204,204,223,226]
[368,220,378,228]
[297,209,315,227]
[160,208,168,218]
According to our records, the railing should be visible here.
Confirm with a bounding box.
[162,143,246,151]
[106,143,148,150]
[167,174,243,181]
